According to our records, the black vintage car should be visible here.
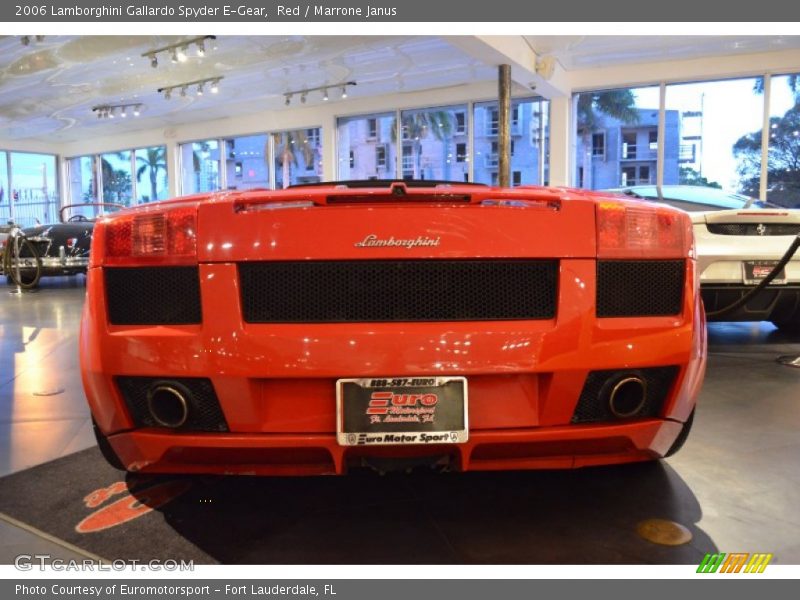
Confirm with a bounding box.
[2,203,124,288]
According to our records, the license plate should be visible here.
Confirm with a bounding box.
[336,376,468,446]
[743,260,786,285]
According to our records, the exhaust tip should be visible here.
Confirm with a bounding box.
[147,383,189,428]
[608,376,647,418]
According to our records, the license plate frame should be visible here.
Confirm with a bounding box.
[743,260,787,285]
[336,376,468,446]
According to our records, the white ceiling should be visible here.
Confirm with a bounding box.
[525,35,800,70]
[0,35,493,142]
[1,35,799,143]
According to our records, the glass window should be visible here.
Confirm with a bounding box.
[9,152,59,226]
[134,146,168,202]
[474,98,549,186]
[274,129,323,188]
[592,133,605,157]
[223,135,269,191]
[400,104,469,182]
[100,150,133,206]
[667,77,763,194]
[574,86,660,189]
[180,140,220,195]
[67,156,98,204]
[337,113,395,180]
[765,74,800,207]
[0,152,9,224]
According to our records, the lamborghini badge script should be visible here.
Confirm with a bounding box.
[354,234,441,249]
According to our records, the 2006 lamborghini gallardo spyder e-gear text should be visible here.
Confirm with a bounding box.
[80,181,707,475]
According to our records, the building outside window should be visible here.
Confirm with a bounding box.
[473,98,549,186]
[400,104,469,181]
[376,145,388,169]
[223,135,269,191]
[666,76,763,194]
[180,140,220,195]
[574,86,664,190]
[337,113,395,180]
[764,73,800,208]
[273,128,322,188]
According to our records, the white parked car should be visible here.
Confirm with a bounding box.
[611,185,800,333]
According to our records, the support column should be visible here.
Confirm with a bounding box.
[548,96,572,187]
[498,64,511,187]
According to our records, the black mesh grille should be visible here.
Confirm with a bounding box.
[571,366,679,424]
[239,260,558,323]
[597,260,684,317]
[105,267,201,325]
[707,223,800,236]
[116,376,228,432]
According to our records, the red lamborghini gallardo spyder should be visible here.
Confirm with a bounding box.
[80,181,706,475]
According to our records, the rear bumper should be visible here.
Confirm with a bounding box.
[701,285,800,322]
[107,419,684,475]
[81,258,707,474]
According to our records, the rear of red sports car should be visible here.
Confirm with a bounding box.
[80,181,706,475]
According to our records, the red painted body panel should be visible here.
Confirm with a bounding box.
[80,184,707,475]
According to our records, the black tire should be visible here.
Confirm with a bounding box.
[771,320,800,335]
[92,418,126,471]
[3,236,41,289]
[664,409,694,458]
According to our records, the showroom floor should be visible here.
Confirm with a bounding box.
[1,276,799,563]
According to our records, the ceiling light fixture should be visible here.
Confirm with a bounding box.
[20,36,30,46]
[282,81,356,106]
[158,76,224,100]
[93,103,145,120]
[141,36,217,68]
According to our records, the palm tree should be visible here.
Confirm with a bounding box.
[391,111,454,179]
[101,152,133,205]
[274,131,318,189]
[576,91,640,189]
[753,75,800,101]
[136,147,167,202]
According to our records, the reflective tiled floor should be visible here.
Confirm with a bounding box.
[1,276,799,563]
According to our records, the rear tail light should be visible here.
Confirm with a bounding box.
[596,201,693,259]
[102,206,197,265]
